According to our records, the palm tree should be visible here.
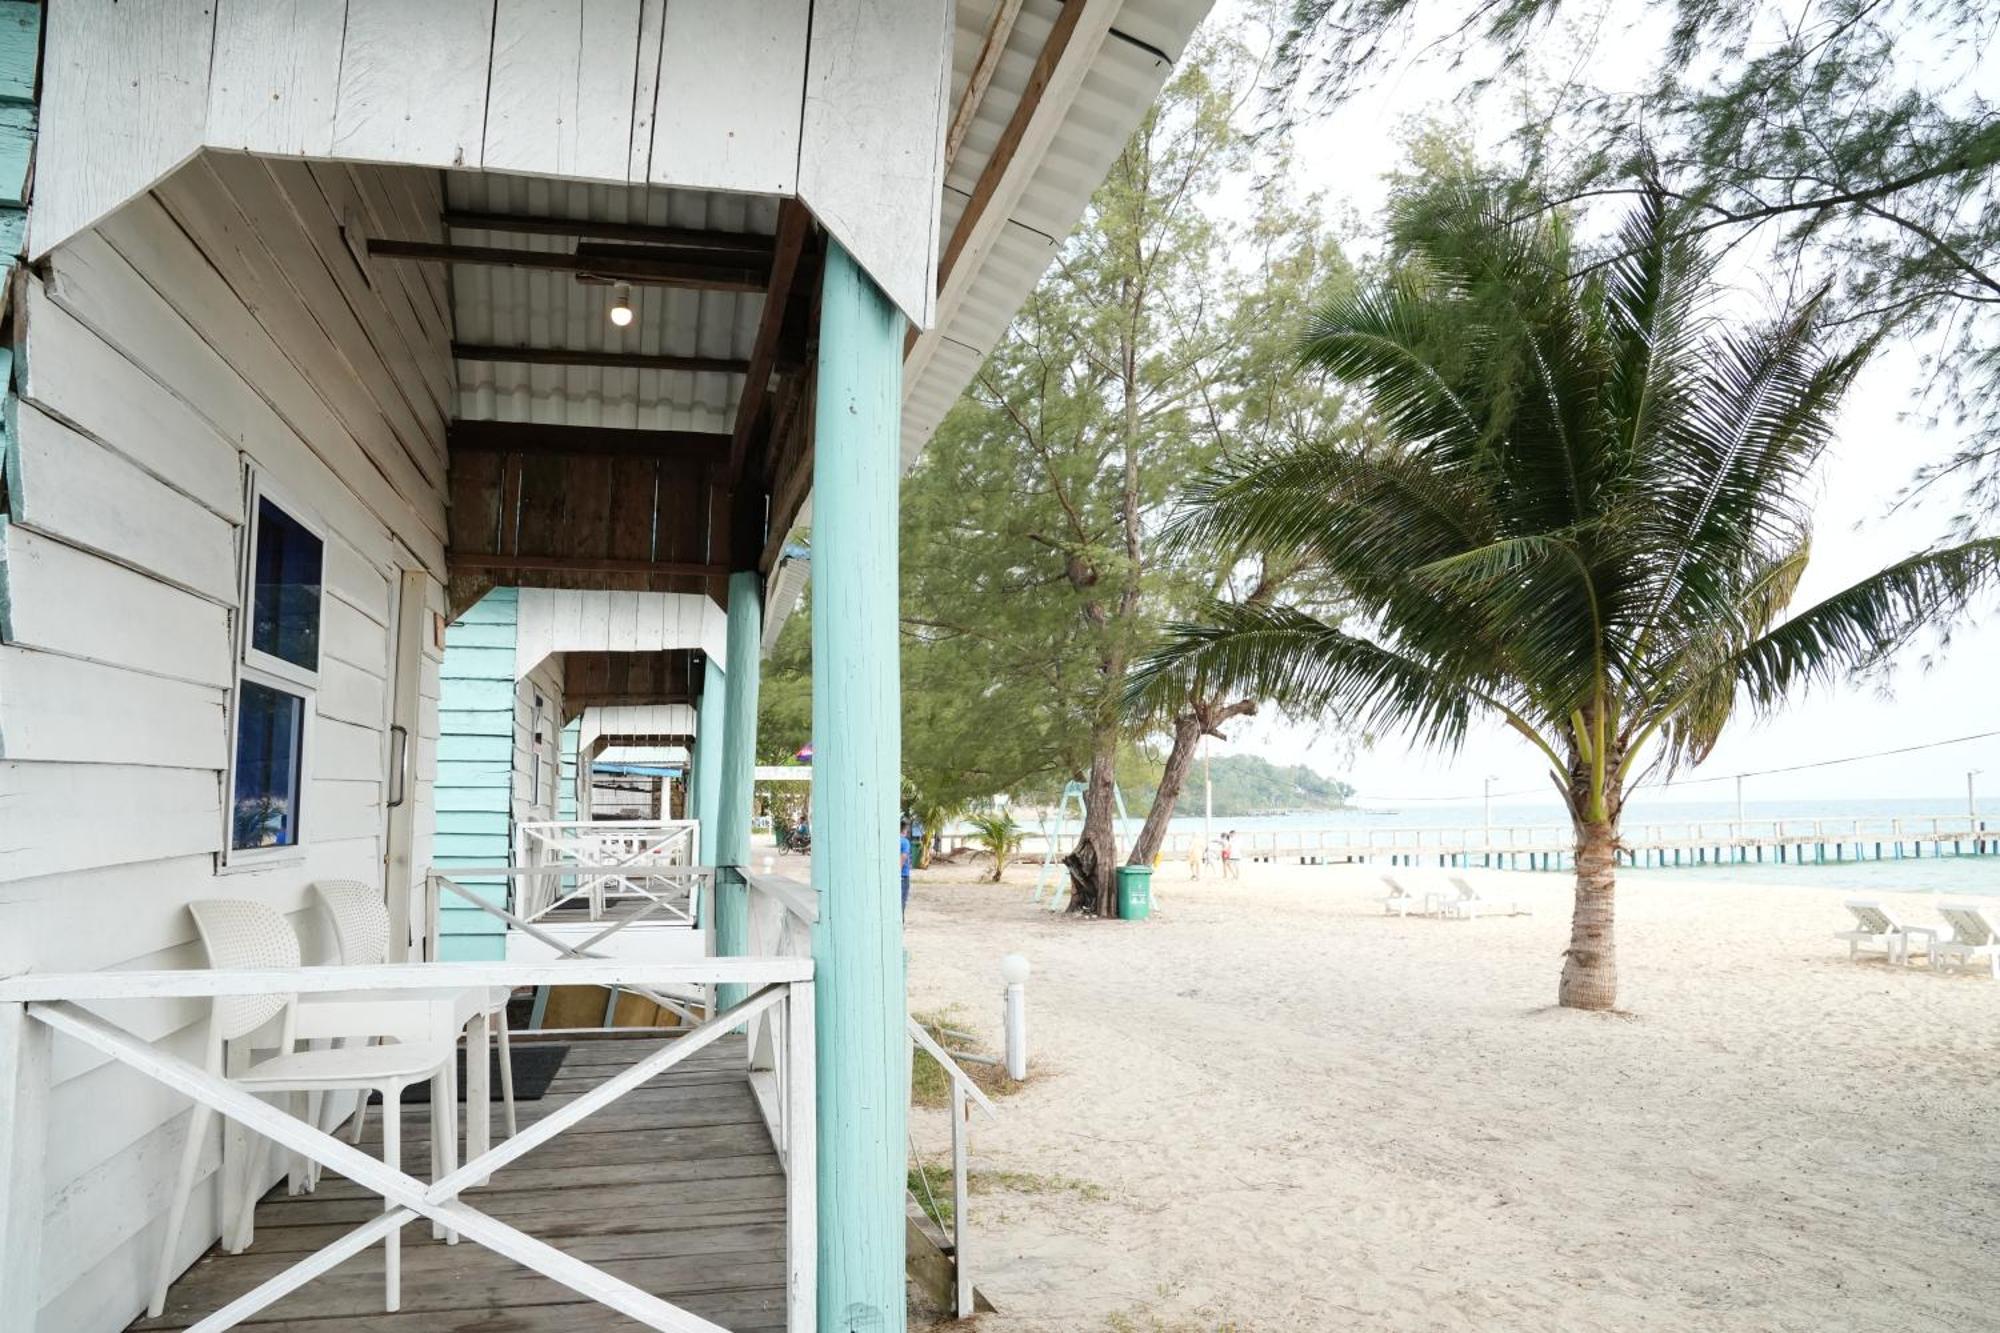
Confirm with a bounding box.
[965,810,1028,883]
[1128,187,1999,1011]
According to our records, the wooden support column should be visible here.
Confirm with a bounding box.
[811,243,906,1333]
[692,659,726,865]
[713,572,762,1010]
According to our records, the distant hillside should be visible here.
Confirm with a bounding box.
[1149,753,1354,817]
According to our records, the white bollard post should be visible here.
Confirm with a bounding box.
[1000,954,1031,1081]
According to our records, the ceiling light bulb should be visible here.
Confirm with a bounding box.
[609,285,635,327]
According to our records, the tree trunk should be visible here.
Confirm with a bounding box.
[1068,731,1120,914]
[1560,817,1619,1010]
[1127,698,1257,866]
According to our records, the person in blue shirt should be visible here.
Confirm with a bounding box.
[899,817,913,917]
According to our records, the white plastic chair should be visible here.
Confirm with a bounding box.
[149,899,455,1318]
[310,880,518,1145]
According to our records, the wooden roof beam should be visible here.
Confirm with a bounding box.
[452,343,750,376]
[727,200,815,479]
[945,0,1027,173]
[448,420,730,462]
[368,238,768,291]
[449,553,728,579]
[442,211,777,255]
[912,0,1120,361]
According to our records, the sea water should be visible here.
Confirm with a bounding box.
[1123,796,2000,897]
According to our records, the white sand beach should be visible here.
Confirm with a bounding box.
[905,861,2000,1332]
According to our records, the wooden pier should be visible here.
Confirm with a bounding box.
[1224,814,1998,871]
[954,813,1997,872]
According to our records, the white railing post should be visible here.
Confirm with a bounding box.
[0,1002,50,1328]
[950,1077,971,1318]
[786,979,818,1333]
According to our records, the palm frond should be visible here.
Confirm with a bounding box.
[1124,602,1495,754]
[1732,537,2000,708]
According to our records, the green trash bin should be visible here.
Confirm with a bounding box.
[1115,864,1153,921]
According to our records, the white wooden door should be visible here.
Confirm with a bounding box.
[383,568,429,960]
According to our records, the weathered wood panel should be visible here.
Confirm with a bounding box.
[4,402,239,603]
[484,0,643,182]
[18,281,241,518]
[797,0,952,327]
[205,0,346,156]
[0,766,221,883]
[0,524,233,687]
[30,0,213,256]
[330,0,495,169]
[649,0,810,195]
[0,646,225,768]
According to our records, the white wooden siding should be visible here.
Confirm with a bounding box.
[513,588,729,679]
[484,0,643,182]
[5,161,454,1332]
[329,0,495,169]
[30,1,946,324]
[797,0,951,327]
[513,654,566,824]
[648,0,810,195]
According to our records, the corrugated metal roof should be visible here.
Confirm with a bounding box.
[902,0,1211,464]
[440,0,1210,579]
[444,174,776,432]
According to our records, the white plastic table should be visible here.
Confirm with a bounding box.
[294,985,506,1165]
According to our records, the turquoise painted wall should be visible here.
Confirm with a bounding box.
[0,1,36,269]
[433,588,518,960]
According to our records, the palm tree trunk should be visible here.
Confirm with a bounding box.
[1128,712,1203,867]
[1559,817,1619,1009]
[1069,729,1120,915]
[1128,697,1257,866]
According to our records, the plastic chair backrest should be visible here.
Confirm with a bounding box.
[314,879,392,966]
[187,899,301,1043]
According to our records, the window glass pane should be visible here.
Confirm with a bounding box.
[252,496,323,670]
[233,680,305,850]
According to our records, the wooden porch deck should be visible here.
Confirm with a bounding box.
[132,1034,787,1333]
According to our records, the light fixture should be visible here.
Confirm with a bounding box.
[608,283,634,327]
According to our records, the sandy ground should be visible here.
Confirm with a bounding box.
[902,859,2000,1333]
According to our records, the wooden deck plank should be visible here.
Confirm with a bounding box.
[130,1035,788,1332]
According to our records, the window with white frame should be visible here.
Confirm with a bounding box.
[228,479,325,858]
[530,693,546,809]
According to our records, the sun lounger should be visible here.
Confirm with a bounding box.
[1377,874,1426,916]
[1442,875,1528,919]
[1935,902,2000,978]
[1834,899,1919,964]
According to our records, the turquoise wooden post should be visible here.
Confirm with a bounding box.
[693,659,726,866]
[713,573,761,1008]
[811,243,906,1332]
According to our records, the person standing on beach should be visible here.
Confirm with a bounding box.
[899,818,913,917]
[1220,831,1239,880]
[1185,837,1203,880]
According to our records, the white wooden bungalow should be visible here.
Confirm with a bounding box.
[0,2,1212,1331]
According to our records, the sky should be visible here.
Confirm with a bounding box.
[1198,0,2000,808]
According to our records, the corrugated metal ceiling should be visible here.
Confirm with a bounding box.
[439,0,1211,555]
[444,173,776,434]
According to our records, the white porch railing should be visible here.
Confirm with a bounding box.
[907,1018,997,1319]
[0,957,815,1333]
[513,819,702,922]
[743,872,818,1162]
[427,868,715,1024]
